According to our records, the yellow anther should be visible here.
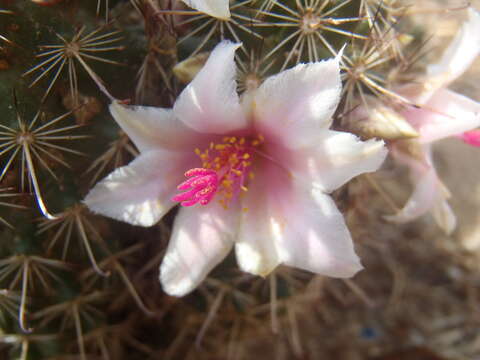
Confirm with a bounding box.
[242,207,249,213]
[249,172,255,180]
[192,135,258,208]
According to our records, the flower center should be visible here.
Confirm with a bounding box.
[172,135,263,208]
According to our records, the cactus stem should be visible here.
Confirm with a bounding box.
[269,272,279,334]
[195,287,226,347]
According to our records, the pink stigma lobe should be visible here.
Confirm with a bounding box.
[172,168,219,206]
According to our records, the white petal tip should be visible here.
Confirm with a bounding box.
[336,44,347,61]
[345,262,364,278]
[235,243,278,276]
[159,265,195,297]
[383,214,404,223]
[180,0,231,19]
[324,258,364,278]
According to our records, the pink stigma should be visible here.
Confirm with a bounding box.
[171,168,219,207]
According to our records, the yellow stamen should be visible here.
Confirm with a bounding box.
[192,135,262,208]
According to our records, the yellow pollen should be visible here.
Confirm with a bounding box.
[192,135,264,208]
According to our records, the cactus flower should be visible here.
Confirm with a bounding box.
[84,41,387,296]
[385,8,480,233]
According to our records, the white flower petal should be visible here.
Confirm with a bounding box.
[425,8,480,99]
[277,184,363,277]
[402,89,480,144]
[173,41,247,134]
[84,150,192,226]
[160,201,237,296]
[384,167,439,224]
[252,58,341,149]
[109,101,203,153]
[432,198,457,235]
[236,162,362,277]
[384,145,447,225]
[273,130,387,193]
[235,163,281,276]
[181,0,230,19]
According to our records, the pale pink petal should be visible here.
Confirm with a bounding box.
[160,201,237,296]
[235,162,281,276]
[432,198,457,235]
[84,150,193,226]
[402,89,480,143]
[384,167,439,224]
[384,145,449,225]
[272,130,387,193]
[276,183,363,277]
[236,162,362,277]
[109,101,204,153]
[424,8,480,99]
[252,58,342,149]
[181,0,230,19]
[173,41,247,134]
[459,129,480,147]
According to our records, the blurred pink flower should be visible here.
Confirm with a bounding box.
[84,41,387,296]
[459,129,480,147]
[385,8,480,233]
